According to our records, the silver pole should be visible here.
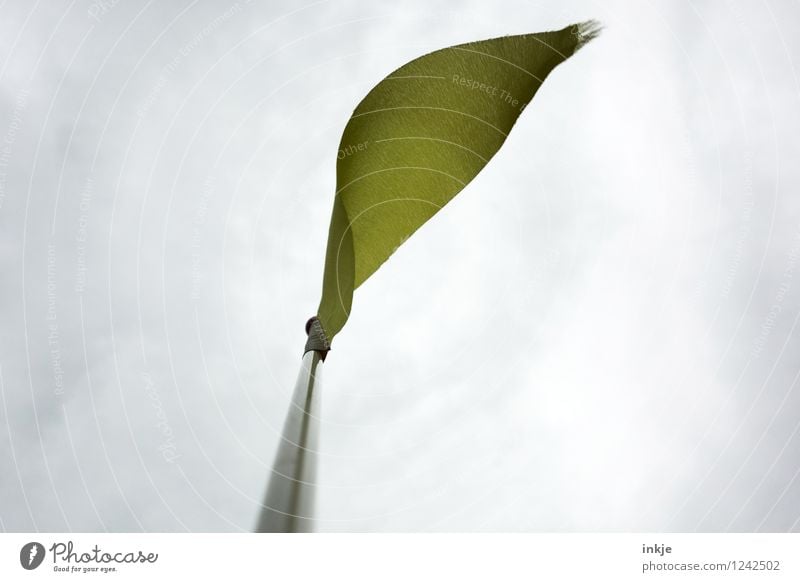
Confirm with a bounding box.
[256,349,323,532]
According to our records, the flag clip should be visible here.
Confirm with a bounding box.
[304,316,330,361]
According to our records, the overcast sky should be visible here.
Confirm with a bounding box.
[1,0,799,532]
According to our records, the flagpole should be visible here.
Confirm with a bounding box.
[255,319,328,533]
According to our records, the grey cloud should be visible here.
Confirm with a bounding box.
[0,0,799,532]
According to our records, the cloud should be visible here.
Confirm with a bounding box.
[0,0,798,532]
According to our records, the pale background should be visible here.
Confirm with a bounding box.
[1,0,799,531]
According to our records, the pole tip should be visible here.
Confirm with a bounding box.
[304,316,330,361]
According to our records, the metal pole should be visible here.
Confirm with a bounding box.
[256,349,323,532]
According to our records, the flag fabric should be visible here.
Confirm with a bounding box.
[314,21,601,347]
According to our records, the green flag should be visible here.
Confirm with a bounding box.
[259,22,599,532]
[315,21,600,345]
